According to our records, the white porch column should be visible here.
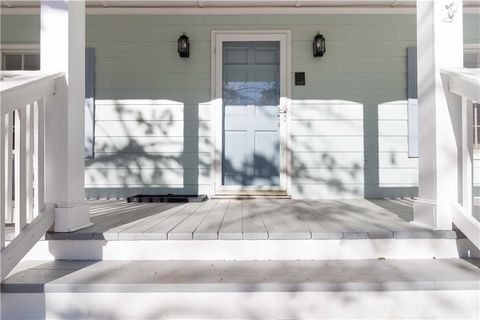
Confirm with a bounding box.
[414,0,464,230]
[41,0,91,232]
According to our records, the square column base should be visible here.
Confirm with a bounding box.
[55,202,92,232]
[413,198,453,230]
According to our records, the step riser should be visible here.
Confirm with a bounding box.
[2,290,479,319]
[21,239,461,261]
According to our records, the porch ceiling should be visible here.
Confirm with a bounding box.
[2,0,480,9]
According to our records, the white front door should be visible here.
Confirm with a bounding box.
[212,31,291,196]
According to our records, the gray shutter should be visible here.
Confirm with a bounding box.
[85,47,95,159]
[407,47,418,158]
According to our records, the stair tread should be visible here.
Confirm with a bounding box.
[2,259,479,293]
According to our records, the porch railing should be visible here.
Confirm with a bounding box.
[442,68,480,250]
[1,71,63,280]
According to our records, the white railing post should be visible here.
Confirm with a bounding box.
[414,0,464,230]
[41,0,91,232]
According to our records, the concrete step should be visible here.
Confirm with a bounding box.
[2,259,479,319]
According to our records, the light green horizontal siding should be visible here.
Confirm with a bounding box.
[2,13,479,199]
[0,15,39,43]
[86,152,211,169]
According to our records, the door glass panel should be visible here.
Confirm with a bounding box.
[3,54,22,70]
[24,54,40,70]
[222,41,280,186]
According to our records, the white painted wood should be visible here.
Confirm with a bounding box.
[451,203,480,249]
[41,0,91,232]
[462,98,474,215]
[3,290,479,320]
[21,238,460,261]
[0,205,54,280]
[0,72,61,116]
[414,0,464,229]
[14,108,27,236]
[0,114,6,250]
[34,99,45,216]
[25,103,34,222]
[443,68,480,102]
[4,113,14,225]
[0,7,422,15]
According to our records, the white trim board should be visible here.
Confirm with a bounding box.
[210,30,292,196]
[18,238,461,261]
[1,7,479,14]
[0,7,415,15]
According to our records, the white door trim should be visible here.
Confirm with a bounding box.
[211,30,291,196]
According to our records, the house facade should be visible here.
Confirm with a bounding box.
[2,5,479,200]
[1,2,480,319]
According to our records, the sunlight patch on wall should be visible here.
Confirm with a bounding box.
[290,99,364,199]
[378,100,418,188]
[85,99,213,197]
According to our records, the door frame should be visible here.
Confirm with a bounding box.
[211,30,292,196]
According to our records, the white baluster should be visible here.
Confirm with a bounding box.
[462,97,474,215]
[34,99,46,216]
[4,113,13,225]
[26,103,34,222]
[14,109,27,235]
[1,113,6,249]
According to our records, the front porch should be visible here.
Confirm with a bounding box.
[44,198,456,241]
[5,198,465,263]
[1,0,480,318]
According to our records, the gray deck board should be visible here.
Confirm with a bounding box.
[271,199,311,239]
[219,200,243,240]
[168,200,219,240]
[284,201,344,239]
[145,202,208,239]
[255,199,291,239]
[117,203,188,240]
[25,198,462,241]
[242,200,268,240]
[193,200,229,240]
[106,203,181,235]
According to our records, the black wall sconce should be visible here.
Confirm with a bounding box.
[313,33,326,57]
[178,33,190,58]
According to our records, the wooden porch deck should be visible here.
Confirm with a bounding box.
[37,198,458,241]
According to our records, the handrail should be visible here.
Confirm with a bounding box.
[441,68,480,102]
[442,68,480,250]
[0,71,63,116]
[1,71,63,280]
